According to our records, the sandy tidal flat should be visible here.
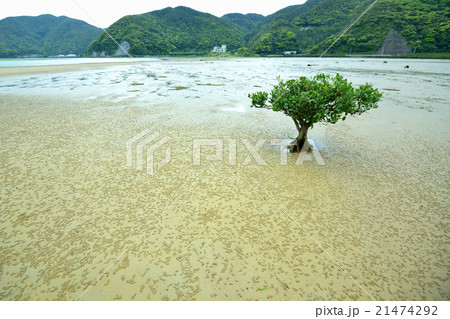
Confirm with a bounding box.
[0,58,449,300]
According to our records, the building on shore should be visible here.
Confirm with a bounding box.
[211,45,227,53]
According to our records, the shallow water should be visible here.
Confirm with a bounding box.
[0,58,449,300]
[0,57,161,67]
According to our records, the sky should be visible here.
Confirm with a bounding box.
[1,0,307,28]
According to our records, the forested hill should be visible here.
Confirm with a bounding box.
[0,14,102,57]
[88,0,448,56]
[0,0,447,57]
[249,0,374,54]
[220,13,265,41]
[87,6,245,55]
[309,0,450,54]
[249,0,449,55]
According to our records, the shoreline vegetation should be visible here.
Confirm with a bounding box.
[2,52,450,61]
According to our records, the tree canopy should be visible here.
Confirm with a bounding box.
[310,0,450,54]
[249,0,449,55]
[88,7,245,56]
[249,74,383,151]
[0,14,101,58]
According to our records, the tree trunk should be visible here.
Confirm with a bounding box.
[290,120,310,153]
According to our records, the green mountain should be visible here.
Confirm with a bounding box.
[1,1,446,58]
[248,0,449,55]
[221,13,265,41]
[0,14,102,58]
[88,6,245,55]
[248,0,327,54]
[309,0,450,54]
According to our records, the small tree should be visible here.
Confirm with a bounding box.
[249,73,382,152]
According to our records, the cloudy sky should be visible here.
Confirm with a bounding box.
[1,0,307,28]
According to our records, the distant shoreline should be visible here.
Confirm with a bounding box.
[1,55,449,78]
[0,62,137,77]
[2,52,449,62]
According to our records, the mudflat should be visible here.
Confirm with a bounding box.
[0,58,448,300]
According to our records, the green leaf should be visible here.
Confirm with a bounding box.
[248,73,382,132]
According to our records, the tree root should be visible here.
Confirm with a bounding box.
[289,139,312,153]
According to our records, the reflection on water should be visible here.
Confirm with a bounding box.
[0,58,449,301]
